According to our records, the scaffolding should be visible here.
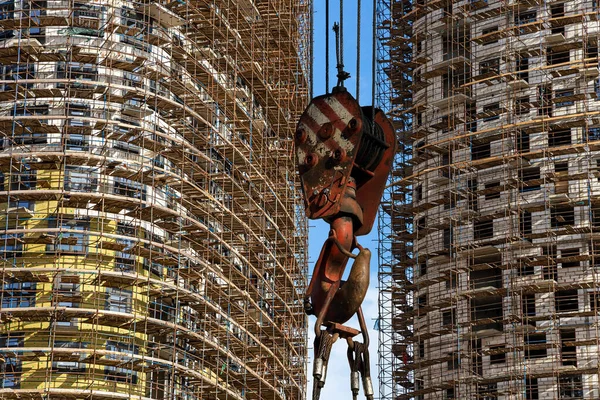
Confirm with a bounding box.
[0,1,310,399]
[378,0,600,398]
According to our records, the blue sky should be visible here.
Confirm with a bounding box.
[307,0,381,398]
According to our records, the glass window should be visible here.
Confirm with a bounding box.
[1,281,35,308]
[105,340,138,384]
[64,166,98,192]
[46,216,89,254]
[558,375,583,399]
[113,177,146,200]
[0,233,23,258]
[52,341,87,372]
[106,287,132,313]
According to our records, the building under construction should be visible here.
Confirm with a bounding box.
[378,0,600,398]
[0,1,310,399]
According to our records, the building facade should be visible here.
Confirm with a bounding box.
[0,1,310,399]
[379,0,600,398]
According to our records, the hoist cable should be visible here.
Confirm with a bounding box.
[310,0,314,98]
[356,0,361,100]
[339,0,344,71]
[326,0,330,93]
[371,0,377,106]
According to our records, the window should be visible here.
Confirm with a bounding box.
[114,177,146,200]
[482,103,501,121]
[560,248,580,268]
[105,341,138,384]
[0,333,23,348]
[470,268,502,289]
[471,296,503,332]
[516,96,530,115]
[46,216,89,254]
[417,293,427,310]
[523,294,536,316]
[10,169,36,190]
[548,49,570,65]
[587,127,600,142]
[525,333,547,359]
[586,40,599,60]
[518,264,535,276]
[0,233,23,258]
[106,287,132,313]
[64,103,91,151]
[477,383,498,400]
[484,182,500,200]
[52,341,87,372]
[445,388,455,399]
[443,228,452,250]
[73,2,103,36]
[120,6,144,29]
[551,207,575,227]
[518,130,530,152]
[23,0,47,43]
[447,352,459,370]
[64,166,98,192]
[555,161,568,172]
[521,210,532,235]
[418,260,427,277]
[9,104,49,144]
[0,0,14,40]
[555,89,575,107]
[414,185,423,201]
[520,167,541,192]
[419,340,425,358]
[0,357,20,388]
[558,375,583,399]
[516,10,536,25]
[115,237,135,272]
[538,85,552,116]
[517,55,529,82]
[474,219,493,240]
[560,329,577,366]
[415,378,424,400]
[556,289,579,312]
[481,26,499,45]
[468,178,478,211]
[446,271,458,289]
[0,64,35,89]
[480,58,500,75]
[1,281,35,308]
[489,345,506,364]
[442,308,455,327]
[54,275,80,308]
[57,63,98,88]
[526,377,539,400]
[472,140,491,160]
[549,128,571,147]
[550,3,565,34]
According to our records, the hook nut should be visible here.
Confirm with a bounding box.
[346,118,362,136]
[295,128,307,144]
[305,153,318,168]
[318,123,333,140]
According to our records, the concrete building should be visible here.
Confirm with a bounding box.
[0,1,310,399]
[378,0,600,398]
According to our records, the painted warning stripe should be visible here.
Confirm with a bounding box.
[314,95,354,132]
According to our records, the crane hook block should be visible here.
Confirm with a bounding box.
[295,87,396,236]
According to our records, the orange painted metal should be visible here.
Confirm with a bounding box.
[296,87,397,327]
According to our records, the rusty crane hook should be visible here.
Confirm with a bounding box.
[295,87,396,400]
